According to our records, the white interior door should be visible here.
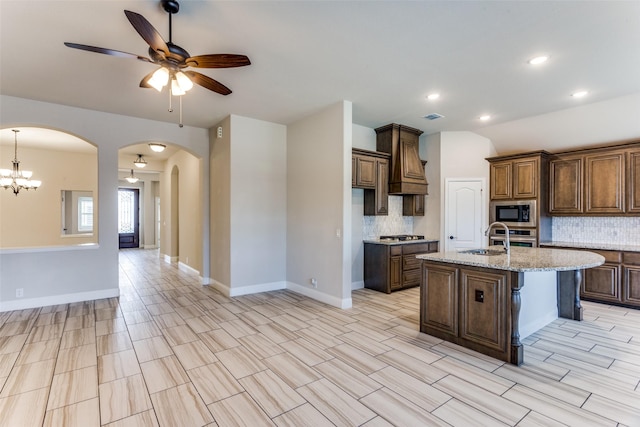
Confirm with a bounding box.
[445,179,484,251]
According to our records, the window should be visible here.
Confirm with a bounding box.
[77,196,94,232]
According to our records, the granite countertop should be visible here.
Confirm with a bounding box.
[540,241,640,253]
[416,246,605,272]
[364,238,440,246]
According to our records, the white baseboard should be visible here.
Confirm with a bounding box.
[286,282,352,309]
[229,281,286,297]
[143,244,158,249]
[208,279,230,296]
[0,288,120,312]
[178,261,200,276]
[163,254,178,263]
[351,280,364,290]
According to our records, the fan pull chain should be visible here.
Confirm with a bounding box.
[168,89,173,113]
[179,96,183,128]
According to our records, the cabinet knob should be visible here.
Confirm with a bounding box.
[449,235,455,240]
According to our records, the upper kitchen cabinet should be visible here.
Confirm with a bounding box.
[487,152,549,200]
[584,151,625,214]
[549,142,639,216]
[352,148,390,216]
[549,155,583,214]
[628,148,640,213]
[375,124,428,195]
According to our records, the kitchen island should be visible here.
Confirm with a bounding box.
[416,247,604,365]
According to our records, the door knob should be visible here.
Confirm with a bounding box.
[449,235,455,240]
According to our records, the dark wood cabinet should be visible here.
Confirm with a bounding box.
[352,148,390,216]
[549,142,639,216]
[364,241,438,293]
[421,262,510,360]
[541,245,640,309]
[421,264,458,337]
[549,156,583,214]
[581,250,622,303]
[375,124,428,195]
[488,154,544,200]
[402,194,425,216]
[623,252,640,305]
[584,151,625,214]
[628,149,640,213]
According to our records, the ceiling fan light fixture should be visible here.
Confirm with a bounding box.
[175,71,193,92]
[134,154,147,168]
[149,143,166,152]
[148,67,170,91]
[171,78,186,96]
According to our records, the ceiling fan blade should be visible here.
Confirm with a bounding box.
[124,10,169,57]
[184,71,232,95]
[186,54,251,68]
[64,42,152,62]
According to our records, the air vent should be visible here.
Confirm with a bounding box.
[423,113,444,120]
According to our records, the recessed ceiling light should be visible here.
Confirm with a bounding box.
[427,93,440,101]
[528,55,548,65]
[479,115,491,121]
[571,90,588,98]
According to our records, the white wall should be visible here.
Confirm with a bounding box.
[416,131,497,247]
[0,95,209,312]
[229,115,287,294]
[287,101,352,308]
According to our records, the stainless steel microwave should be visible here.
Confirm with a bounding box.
[490,200,536,227]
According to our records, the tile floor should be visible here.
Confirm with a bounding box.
[1,249,639,426]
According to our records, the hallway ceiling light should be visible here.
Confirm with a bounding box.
[134,154,147,168]
[149,143,166,152]
[528,55,548,65]
[571,90,588,98]
[125,169,139,183]
[0,130,42,196]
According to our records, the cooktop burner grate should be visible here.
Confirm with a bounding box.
[379,234,425,241]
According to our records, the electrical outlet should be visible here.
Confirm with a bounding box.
[16,288,24,298]
[310,278,318,288]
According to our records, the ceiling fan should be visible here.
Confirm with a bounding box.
[64,0,250,125]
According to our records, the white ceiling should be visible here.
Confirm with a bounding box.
[1,1,639,154]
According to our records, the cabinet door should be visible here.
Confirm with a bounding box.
[585,152,625,214]
[513,157,538,199]
[623,265,640,306]
[402,195,425,216]
[459,269,508,352]
[421,264,458,337]
[581,263,621,303]
[390,255,402,291]
[363,159,389,216]
[628,150,640,213]
[354,156,376,188]
[490,161,512,200]
[549,156,582,214]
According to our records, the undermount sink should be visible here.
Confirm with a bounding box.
[460,248,507,256]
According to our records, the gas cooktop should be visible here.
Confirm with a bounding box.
[379,234,425,241]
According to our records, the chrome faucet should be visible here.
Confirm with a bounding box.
[485,222,510,254]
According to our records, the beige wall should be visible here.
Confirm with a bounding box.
[0,146,97,248]
[161,150,202,273]
[210,116,231,287]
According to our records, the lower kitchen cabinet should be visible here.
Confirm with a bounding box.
[421,263,510,359]
[541,245,640,309]
[364,241,438,293]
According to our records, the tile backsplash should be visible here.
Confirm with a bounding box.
[363,196,413,240]
[552,216,640,245]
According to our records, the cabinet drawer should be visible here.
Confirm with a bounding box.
[403,269,421,287]
[588,249,622,263]
[403,243,430,254]
[390,246,402,256]
[624,252,640,266]
[403,254,422,270]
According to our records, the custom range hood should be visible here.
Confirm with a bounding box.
[375,123,428,195]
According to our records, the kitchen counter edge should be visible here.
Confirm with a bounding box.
[540,241,640,253]
[416,246,605,272]
[364,238,440,246]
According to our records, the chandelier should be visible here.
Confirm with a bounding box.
[0,130,42,195]
[125,169,139,184]
[134,154,147,168]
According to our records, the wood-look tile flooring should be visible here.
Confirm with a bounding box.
[1,249,639,426]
